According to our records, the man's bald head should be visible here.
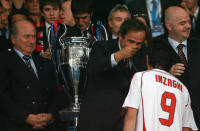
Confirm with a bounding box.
[165,6,189,24]
[164,6,191,43]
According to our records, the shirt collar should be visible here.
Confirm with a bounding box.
[168,37,187,49]
[118,39,122,50]
[112,34,118,39]
[45,21,51,34]
[14,47,32,59]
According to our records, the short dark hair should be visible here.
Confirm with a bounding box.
[118,18,148,38]
[148,39,172,71]
[39,0,61,12]
[71,0,93,15]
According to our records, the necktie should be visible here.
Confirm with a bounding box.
[23,55,36,76]
[96,20,103,41]
[151,0,161,26]
[124,59,130,72]
[177,44,188,68]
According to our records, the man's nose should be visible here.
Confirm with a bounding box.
[50,10,54,15]
[186,22,191,29]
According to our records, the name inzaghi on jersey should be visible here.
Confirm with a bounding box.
[155,74,183,92]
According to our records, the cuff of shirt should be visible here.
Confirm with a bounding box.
[111,53,117,67]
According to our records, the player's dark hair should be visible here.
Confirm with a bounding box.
[71,0,93,15]
[148,39,172,71]
[118,18,148,38]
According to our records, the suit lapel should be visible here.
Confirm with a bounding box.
[187,38,193,65]
[32,54,43,80]
[165,37,182,63]
[10,50,39,81]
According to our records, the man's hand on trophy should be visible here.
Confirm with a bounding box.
[41,48,51,59]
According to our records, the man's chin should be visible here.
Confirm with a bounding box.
[78,26,86,30]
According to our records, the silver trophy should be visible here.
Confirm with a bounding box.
[59,37,90,111]
[56,25,91,130]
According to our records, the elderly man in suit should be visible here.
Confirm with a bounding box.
[0,20,66,131]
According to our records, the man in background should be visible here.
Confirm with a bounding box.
[181,0,200,36]
[108,4,131,40]
[60,0,75,27]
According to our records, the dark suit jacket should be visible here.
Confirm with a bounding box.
[78,40,147,131]
[0,49,66,131]
[153,35,200,128]
[190,8,200,37]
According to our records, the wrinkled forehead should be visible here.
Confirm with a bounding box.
[16,21,35,31]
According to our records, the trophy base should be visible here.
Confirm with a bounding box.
[59,105,80,122]
[59,106,80,131]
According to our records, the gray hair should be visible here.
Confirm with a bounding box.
[108,4,131,20]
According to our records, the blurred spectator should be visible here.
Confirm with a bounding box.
[38,0,61,59]
[71,0,108,44]
[25,0,41,27]
[1,0,12,25]
[127,0,180,38]
[92,0,125,28]
[0,0,12,52]
[0,0,12,39]
[60,0,75,27]
[181,0,200,36]
[108,4,131,40]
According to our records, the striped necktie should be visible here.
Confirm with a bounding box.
[23,55,37,76]
[177,44,188,68]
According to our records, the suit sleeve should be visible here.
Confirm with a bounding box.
[87,41,114,75]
